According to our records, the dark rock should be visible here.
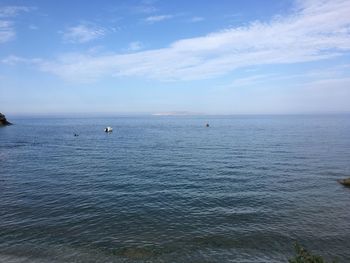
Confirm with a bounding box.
[0,113,12,126]
[338,178,350,187]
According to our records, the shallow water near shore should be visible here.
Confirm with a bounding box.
[1,115,350,262]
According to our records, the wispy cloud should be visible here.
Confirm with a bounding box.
[145,14,173,23]
[229,74,279,87]
[189,16,204,23]
[225,63,350,90]
[0,20,15,43]
[128,41,143,51]
[0,6,34,17]
[1,55,41,65]
[62,24,106,43]
[0,5,35,43]
[5,0,350,82]
[132,2,158,14]
[28,25,38,30]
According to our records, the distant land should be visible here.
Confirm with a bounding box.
[152,111,204,116]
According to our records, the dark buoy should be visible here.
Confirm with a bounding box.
[206,123,210,127]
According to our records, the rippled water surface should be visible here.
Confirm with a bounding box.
[1,115,350,262]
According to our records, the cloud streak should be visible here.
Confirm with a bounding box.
[0,6,34,17]
[0,20,15,43]
[144,14,174,23]
[62,24,106,43]
[189,16,204,23]
[6,0,350,82]
[1,55,42,65]
[0,5,35,43]
[128,41,143,51]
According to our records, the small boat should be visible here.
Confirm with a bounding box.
[104,127,113,133]
[206,123,210,127]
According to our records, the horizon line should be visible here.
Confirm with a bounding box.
[4,111,350,117]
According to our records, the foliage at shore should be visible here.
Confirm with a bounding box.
[289,243,336,263]
[338,178,350,187]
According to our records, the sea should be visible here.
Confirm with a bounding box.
[1,115,350,262]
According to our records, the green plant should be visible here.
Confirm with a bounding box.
[289,243,336,263]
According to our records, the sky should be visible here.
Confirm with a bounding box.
[1,0,350,115]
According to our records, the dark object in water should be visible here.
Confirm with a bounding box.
[74,133,79,137]
[338,178,350,187]
[289,242,334,263]
[0,113,12,126]
[104,127,113,132]
[206,123,210,127]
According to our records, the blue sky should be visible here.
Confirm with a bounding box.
[1,0,350,115]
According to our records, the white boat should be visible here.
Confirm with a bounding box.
[104,126,113,132]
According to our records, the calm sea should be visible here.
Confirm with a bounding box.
[1,115,350,262]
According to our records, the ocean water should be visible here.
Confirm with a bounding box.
[1,115,350,262]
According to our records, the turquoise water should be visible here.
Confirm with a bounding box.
[1,115,350,262]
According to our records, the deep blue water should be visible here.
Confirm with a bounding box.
[1,115,350,262]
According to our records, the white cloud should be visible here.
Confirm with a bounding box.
[62,24,106,43]
[1,55,41,65]
[190,16,204,23]
[29,25,38,30]
[132,2,158,14]
[6,0,350,82]
[229,74,279,87]
[145,15,173,23]
[0,5,35,43]
[0,20,15,43]
[128,41,143,51]
[225,64,350,89]
[0,6,34,17]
